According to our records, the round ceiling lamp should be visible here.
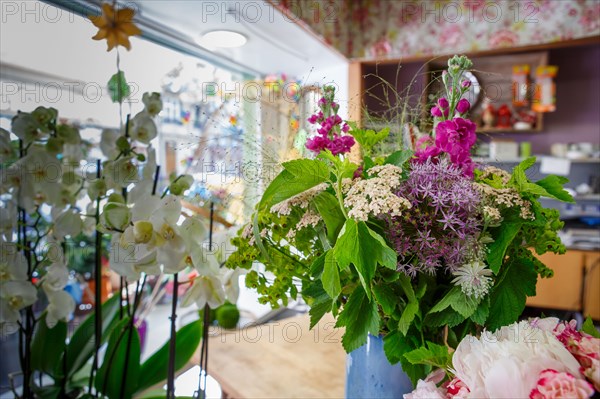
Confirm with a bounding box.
[196,30,247,49]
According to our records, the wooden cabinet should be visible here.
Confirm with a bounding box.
[526,250,600,320]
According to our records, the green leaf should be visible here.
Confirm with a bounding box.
[509,157,537,190]
[309,297,333,329]
[372,284,397,315]
[137,319,202,393]
[398,302,419,336]
[487,222,522,274]
[313,191,345,243]
[470,296,490,325]
[582,317,600,338]
[384,150,414,167]
[535,175,575,203]
[424,308,465,328]
[383,331,427,385]
[397,274,417,303]
[63,294,121,377]
[260,159,329,209]
[31,313,67,378]
[333,219,397,298]
[309,253,326,277]
[349,126,390,150]
[107,71,131,103]
[95,318,140,399]
[426,287,478,326]
[336,286,380,352]
[322,251,341,299]
[404,341,452,369]
[31,385,61,399]
[487,256,537,331]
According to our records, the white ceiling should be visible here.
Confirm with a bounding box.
[132,0,347,78]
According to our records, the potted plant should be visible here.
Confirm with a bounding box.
[226,55,589,397]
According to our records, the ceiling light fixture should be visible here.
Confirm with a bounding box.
[196,30,247,49]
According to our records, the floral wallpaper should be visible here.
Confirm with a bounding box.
[277,0,600,60]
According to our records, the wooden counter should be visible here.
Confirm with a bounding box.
[192,313,346,398]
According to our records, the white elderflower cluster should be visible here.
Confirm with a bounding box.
[452,260,493,299]
[270,183,329,216]
[286,210,321,239]
[475,184,535,221]
[344,167,411,222]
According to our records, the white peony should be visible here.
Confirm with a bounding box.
[452,320,585,398]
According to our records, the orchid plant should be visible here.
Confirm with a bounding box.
[0,3,244,397]
[227,55,578,387]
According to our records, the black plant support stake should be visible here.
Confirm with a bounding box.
[196,202,215,399]
[90,159,102,396]
[166,272,179,398]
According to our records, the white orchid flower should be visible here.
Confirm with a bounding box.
[130,112,157,144]
[149,195,187,272]
[100,128,122,159]
[0,201,17,239]
[142,92,163,116]
[109,233,160,280]
[0,128,15,162]
[104,156,139,189]
[44,289,75,328]
[82,203,97,236]
[99,202,131,232]
[52,208,83,240]
[222,267,246,304]
[181,274,226,309]
[15,145,63,207]
[0,243,27,283]
[0,281,38,324]
[11,112,46,145]
[42,261,69,291]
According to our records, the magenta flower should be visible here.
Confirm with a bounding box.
[342,123,350,133]
[305,135,329,152]
[456,98,471,114]
[326,135,355,155]
[435,117,477,153]
[461,79,472,89]
[430,106,443,118]
[438,97,449,110]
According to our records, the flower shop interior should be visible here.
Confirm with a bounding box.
[1,1,599,398]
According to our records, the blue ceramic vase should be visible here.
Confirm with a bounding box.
[345,334,413,398]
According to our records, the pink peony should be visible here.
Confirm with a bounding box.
[529,369,594,399]
[446,377,470,398]
[403,380,446,399]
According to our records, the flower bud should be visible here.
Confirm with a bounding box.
[107,193,126,204]
[461,79,472,89]
[456,98,471,114]
[133,220,154,244]
[437,97,449,110]
[430,106,443,118]
[100,202,131,231]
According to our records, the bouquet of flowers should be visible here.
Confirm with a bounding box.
[405,318,600,398]
[226,55,576,385]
